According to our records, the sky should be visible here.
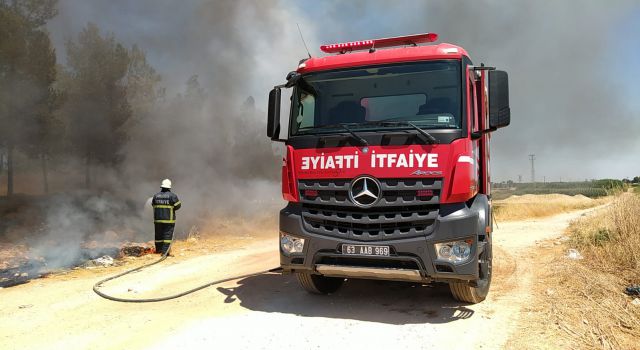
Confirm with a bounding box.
[46,0,640,182]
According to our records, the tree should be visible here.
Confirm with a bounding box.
[0,7,27,196]
[184,74,206,102]
[126,44,162,118]
[1,0,58,27]
[63,23,131,188]
[0,2,58,196]
[20,29,61,194]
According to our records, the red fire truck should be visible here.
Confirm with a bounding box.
[267,33,510,303]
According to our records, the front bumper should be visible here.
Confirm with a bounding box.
[279,202,481,283]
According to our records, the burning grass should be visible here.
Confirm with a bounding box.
[538,194,640,349]
[493,194,607,222]
[0,240,156,288]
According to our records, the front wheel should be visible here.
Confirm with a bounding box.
[296,272,344,294]
[449,237,492,303]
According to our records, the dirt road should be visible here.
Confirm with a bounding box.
[0,207,603,350]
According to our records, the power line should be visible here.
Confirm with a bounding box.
[529,154,536,183]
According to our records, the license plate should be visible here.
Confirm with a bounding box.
[341,244,390,257]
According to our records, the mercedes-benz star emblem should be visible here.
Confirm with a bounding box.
[349,176,382,208]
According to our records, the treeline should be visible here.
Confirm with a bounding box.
[495,179,628,190]
[1,0,250,197]
[0,0,59,195]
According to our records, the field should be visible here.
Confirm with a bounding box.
[493,193,606,222]
[492,180,626,200]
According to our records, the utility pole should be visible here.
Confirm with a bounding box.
[518,174,522,183]
[529,154,536,183]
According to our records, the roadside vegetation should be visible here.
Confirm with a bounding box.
[568,192,639,281]
[537,193,640,349]
[492,179,627,200]
[493,194,607,222]
[492,180,629,222]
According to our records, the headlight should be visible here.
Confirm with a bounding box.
[280,232,305,255]
[434,240,472,264]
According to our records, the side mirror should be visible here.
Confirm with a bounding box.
[267,87,281,139]
[488,70,510,129]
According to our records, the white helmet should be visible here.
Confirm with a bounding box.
[161,179,172,189]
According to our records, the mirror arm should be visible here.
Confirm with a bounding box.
[271,125,285,142]
[470,65,496,71]
[285,71,302,88]
[470,127,497,140]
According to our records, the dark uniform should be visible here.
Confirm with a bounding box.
[152,188,181,254]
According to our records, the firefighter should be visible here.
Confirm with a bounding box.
[151,179,181,254]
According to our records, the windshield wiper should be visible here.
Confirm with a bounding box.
[312,123,369,146]
[303,120,436,145]
[367,120,438,144]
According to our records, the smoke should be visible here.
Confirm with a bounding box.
[422,1,640,181]
[19,0,313,262]
[115,0,313,230]
[304,0,640,181]
[5,0,635,268]
[27,193,146,269]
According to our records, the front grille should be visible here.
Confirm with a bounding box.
[299,178,442,241]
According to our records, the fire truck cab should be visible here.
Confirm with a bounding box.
[267,33,510,303]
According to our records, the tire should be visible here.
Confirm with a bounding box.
[449,235,492,304]
[296,272,344,294]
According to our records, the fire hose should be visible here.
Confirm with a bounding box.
[93,238,282,303]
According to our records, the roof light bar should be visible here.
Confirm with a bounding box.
[320,33,438,54]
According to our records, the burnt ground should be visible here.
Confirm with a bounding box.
[0,194,152,287]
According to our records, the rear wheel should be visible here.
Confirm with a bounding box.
[449,236,492,303]
[296,272,344,294]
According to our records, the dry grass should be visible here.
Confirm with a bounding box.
[540,259,640,350]
[569,194,640,272]
[494,194,607,222]
[539,194,640,349]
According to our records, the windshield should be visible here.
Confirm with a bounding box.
[290,60,462,136]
